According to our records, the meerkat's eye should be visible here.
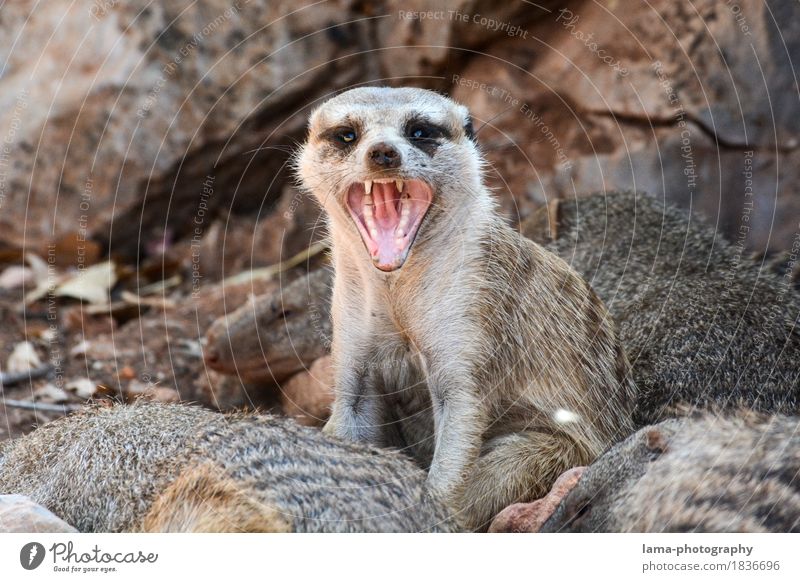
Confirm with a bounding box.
[407,123,437,141]
[335,129,357,144]
[404,120,449,155]
[409,125,430,140]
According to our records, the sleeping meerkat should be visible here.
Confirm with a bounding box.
[296,87,636,530]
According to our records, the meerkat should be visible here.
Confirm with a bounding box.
[540,410,800,532]
[295,87,636,530]
[0,402,458,532]
[524,191,800,425]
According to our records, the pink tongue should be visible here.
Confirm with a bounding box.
[371,183,402,268]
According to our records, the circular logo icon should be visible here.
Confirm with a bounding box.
[20,542,46,570]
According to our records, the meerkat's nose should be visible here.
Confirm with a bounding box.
[367,142,402,169]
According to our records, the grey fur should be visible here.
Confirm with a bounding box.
[532,191,800,425]
[0,402,458,533]
[541,411,800,532]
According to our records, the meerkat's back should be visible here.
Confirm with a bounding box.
[541,411,800,532]
[0,403,458,533]
[529,191,800,424]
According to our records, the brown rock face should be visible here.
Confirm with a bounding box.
[450,0,800,252]
[0,0,556,263]
[2,0,798,259]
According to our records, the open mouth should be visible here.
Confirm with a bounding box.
[346,178,433,271]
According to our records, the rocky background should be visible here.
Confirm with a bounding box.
[0,0,798,439]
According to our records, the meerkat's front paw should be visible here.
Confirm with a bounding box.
[425,469,459,505]
[322,418,339,436]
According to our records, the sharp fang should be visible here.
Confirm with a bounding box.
[364,180,373,195]
[395,179,404,192]
[364,194,373,206]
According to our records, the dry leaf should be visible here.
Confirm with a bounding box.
[65,378,97,399]
[70,340,91,357]
[0,266,33,290]
[41,233,102,268]
[144,387,180,403]
[6,342,42,374]
[33,383,70,403]
[24,253,50,285]
[54,261,117,304]
[22,254,54,304]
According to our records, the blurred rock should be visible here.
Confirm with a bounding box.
[0,0,553,264]
[451,0,800,252]
[488,467,584,533]
[204,266,332,383]
[0,0,355,259]
[165,185,323,284]
[0,494,78,533]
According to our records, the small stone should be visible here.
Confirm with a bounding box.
[489,466,585,533]
[65,378,98,399]
[0,494,78,533]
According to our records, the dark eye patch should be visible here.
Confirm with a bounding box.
[404,118,450,156]
[320,125,360,151]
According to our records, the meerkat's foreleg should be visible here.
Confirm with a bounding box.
[459,429,594,531]
[425,378,488,503]
[324,363,388,445]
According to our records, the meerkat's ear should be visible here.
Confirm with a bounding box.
[463,116,476,142]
